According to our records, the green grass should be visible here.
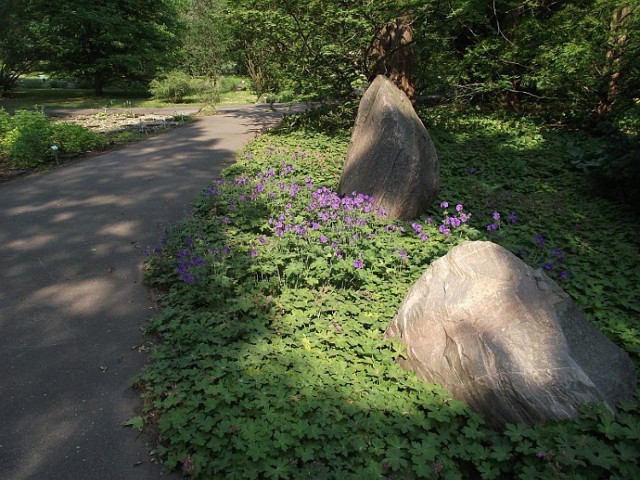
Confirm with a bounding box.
[0,87,195,112]
[217,90,258,105]
[138,107,640,479]
[0,85,259,112]
[0,75,290,112]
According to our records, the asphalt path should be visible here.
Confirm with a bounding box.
[0,104,296,479]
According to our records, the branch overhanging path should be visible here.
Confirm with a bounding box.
[0,104,298,480]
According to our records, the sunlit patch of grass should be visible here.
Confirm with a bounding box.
[218,89,258,105]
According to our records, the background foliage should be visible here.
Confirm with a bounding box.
[3,0,638,129]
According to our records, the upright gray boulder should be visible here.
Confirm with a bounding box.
[385,241,636,428]
[338,75,439,220]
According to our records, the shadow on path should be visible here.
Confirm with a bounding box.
[0,105,292,480]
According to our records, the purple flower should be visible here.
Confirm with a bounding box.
[420,233,429,242]
[535,234,545,247]
[508,212,518,224]
[487,223,498,231]
[249,249,258,258]
[396,249,408,261]
[468,167,477,174]
[191,256,205,267]
[492,211,501,221]
[456,204,464,212]
[258,236,267,244]
[353,259,364,269]
[440,201,449,209]
[180,273,199,282]
[544,262,554,271]
[438,225,451,236]
[411,222,422,234]
[319,235,328,244]
[551,248,564,260]
[560,271,569,280]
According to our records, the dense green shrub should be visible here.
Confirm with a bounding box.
[149,71,193,103]
[150,71,216,103]
[566,132,640,210]
[0,110,51,168]
[0,109,12,136]
[50,123,104,153]
[218,76,252,93]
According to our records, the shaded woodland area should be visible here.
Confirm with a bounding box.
[1,1,637,123]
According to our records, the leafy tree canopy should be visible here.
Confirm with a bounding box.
[0,0,44,96]
[224,0,639,122]
[179,0,233,79]
[38,0,186,95]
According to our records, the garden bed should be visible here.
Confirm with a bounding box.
[138,107,640,479]
[0,111,193,182]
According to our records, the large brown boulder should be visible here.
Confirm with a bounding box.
[338,75,439,220]
[385,241,636,428]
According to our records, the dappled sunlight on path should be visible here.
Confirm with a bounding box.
[0,104,292,480]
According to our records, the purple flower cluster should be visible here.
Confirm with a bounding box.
[268,188,382,249]
[175,249,206,282]
[521,234,569,280]
[486,210,518,231]
[394,249,408,263]
[434,202,471,237]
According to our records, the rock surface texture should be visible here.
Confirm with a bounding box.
[385,241,636,428]
[338,75,439,220]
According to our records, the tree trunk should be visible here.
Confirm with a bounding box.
[597,5,632,119]
[94,72,104,97]
[369,17,417,108]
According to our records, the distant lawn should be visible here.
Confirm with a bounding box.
[0,88,258,113]
[217,89,258,105]
[0,87,200,113]
[1,75,259,113]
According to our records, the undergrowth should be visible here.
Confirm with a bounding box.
[138,106,640,479]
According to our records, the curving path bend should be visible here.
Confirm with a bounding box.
[0,105,295,480]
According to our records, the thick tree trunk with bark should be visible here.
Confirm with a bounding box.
[95,71,105,97]
[369,17,417,108]
[597,5,632,119]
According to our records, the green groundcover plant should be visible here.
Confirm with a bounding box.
[139,107,640,479]
[0,109,105,169]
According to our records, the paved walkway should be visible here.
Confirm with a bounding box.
[0,105,295,479]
